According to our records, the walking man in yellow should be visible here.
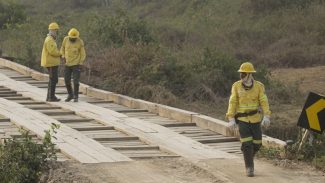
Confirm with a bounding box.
[41,22,61,102]
[60,28,86,102]
[226,62,271,177]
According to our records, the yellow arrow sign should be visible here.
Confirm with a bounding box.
[306,99,325,131]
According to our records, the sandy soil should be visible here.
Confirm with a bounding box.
[43,157,325,183]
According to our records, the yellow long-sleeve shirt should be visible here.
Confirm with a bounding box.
[226,80,271,123]
[60,36,86,66]
[41,35,61,67]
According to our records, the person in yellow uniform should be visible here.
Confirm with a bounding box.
[60,28,86,102]
[226,62,271,177]
[41,22,61,102]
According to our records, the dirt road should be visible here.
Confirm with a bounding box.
[45,157,325,183]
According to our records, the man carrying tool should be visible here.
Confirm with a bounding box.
[226,62,271,177]
[41,22,61,102]
[60,28,86,102]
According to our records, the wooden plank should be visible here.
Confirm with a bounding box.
[198,137,238,143]
[37,85,65,88]
[0,88,12,91]
[73,126,114,131]
[9,133,37,138]
[26,81,48,84]
[65,123,104,127]
[4,96,31,100]
[214,146,241,151]
[57,118,94,123]
[94,136,139,141]
[206,141,241,146]
[18,101,46,105]
[101,141,145,146]
[191,135,225,140]
[116,109,149,113]
[0,118,10,122]
[0,94,22,97]
[125,113,157,117]
[128,154,179,159]
[28,106,62,110]
[112,145,159,151]
[209,142,241,148]
[15,78,35,81]
[41,111,75,116]
[80,130,123,135]
[85,134,130,139]
[162,123,197,127]
[88,100,114,104]
[137,117,177,121]
[0,91,16,94]
[183,132,221,138]
[119,150,164,155]
[10,76,32,79]
[55,91,82,94]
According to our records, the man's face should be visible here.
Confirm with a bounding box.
[240,72,248,79]
[50,29,58,39]
[69,38,77,42]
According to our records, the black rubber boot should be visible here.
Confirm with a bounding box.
[243,146,254,177]
[48,83,60,102]
[73,83,79,102]
[65,84,74,102]
[46,85,50,101]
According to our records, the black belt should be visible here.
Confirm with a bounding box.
[235,110,258,118]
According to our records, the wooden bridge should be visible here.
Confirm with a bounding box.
[0,58,285,164]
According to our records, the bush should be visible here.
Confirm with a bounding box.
[247,0,324,13]
[140,55,190,95]
[88,12,154,47]
[0,124,59,183]
[70,0,102,8]
[190,48,240,98]
[267,80,302,104]
[0,1,26,29]
[284,131,325,170]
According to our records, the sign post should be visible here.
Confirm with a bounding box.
[297,92,325,134]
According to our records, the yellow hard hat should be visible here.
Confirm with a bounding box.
[238,62,256,73]
[48,22,59,30]
[68,28,80,38]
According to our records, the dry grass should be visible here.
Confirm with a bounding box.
[271,66,325,95]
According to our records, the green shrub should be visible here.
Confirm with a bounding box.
[0,124,59,183]
[257,146,283,159]
[141,55,190,95]
[70,0,102,8]
[88,12,154,47]
[0,1,26,29]
[313,155,325,172]
[190,48,240,97]
[283,131,325,170]
[247,0,324,13]
[267,80,302,104]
